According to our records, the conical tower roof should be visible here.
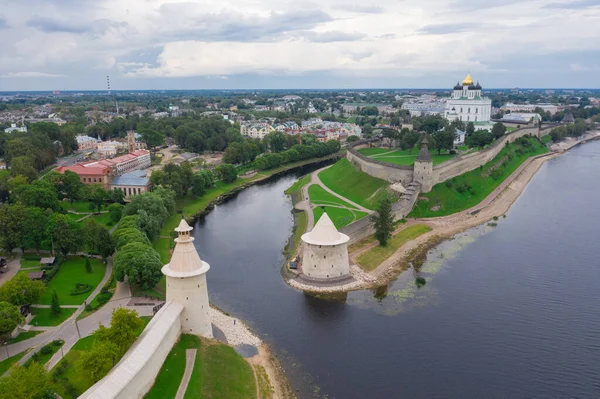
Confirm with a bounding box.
[301,211,350,246]
[162,218,210,277]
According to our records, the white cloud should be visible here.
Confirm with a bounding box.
[1,71,67,78]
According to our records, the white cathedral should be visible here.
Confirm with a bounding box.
[445,73,492,124]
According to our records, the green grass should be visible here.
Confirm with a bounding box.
[318,158,389,210]
[409,137,548,218]
[77,273,117,320]
[144,335,257,399]
[356,224,432,271]
[60,201,105,213]
[39,256,106,305]
[359,147,455,166]
[25,340,64,367]
[284,174,311,195]
[90,212,114,227]
[314,206,369,229]
[31,307,77,326]
[0,352,26,375]
[153,237,173,265]
[20,258,42,268]
[6,330,42,344]
[541,135,552,144]
[65,213,86,223]
[308,184,358,209]
[289,211,308,257]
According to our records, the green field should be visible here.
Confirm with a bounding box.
[39,256,106,305]
[284,174,311,195]
[358,147,455,166]
[313,206,368,229]
[289,211,308,257]
[25,340,64,367]
[308,184,358,209]
[89,212,114,227]
[20,257,42,269]
[318,159,389,210]
[0,352,26,375]
[31,307,77,326]
[144,335,256,399]
[356,224,432,271]
[7,330,42,344]
[409,137,548,218]
[61,201,106,213]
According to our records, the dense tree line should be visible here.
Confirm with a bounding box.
[254,141,340,170]
[549,119,588,141]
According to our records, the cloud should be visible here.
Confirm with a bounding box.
[544,0,600,9]
[570,62,599,71]
[26,17,87,33]
[1,71,66,78]
[301,30,366,42]
[332,4,385,14]
[0,17,8,30]
[418,23,480,35]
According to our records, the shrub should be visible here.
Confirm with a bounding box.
[449,149,457,155]
[445,180,453,188]
[456,185,467,194]
[493,216,499,221]
[70,283,93,296]
[40,345,53,355]
[415,277,427,288]
[490,169,503,180]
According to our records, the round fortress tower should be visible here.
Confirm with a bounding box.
[301,211,351,279]
[162,218,213,338]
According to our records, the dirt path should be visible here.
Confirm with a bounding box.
[175,349,197,399]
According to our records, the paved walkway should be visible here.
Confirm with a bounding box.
[174,349,197,399]
[31,304,80,309]
[0,253,21,287]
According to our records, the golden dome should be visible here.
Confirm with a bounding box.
[462,73,473,86]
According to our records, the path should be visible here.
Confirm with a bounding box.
[174,349,197,399]
[0,252,21,287]
[1,259,114,365]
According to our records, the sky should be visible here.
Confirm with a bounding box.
[0,0,599,91]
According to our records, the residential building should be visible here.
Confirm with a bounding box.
[499,113,542,124]
[401,102,446,117]
[445,73,492,124]
[97,140,127,157]
[240,121,273,139]
[76,135,100,151]
[4,123,27,133]
[95,149,151,175]
[500,103,559,115]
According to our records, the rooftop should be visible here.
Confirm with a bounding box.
[301,212,350,246]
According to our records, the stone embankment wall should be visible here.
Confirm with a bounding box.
[346,139,414,185]
[80,301,183,399]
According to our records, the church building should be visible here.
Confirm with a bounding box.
[445,73,492,124]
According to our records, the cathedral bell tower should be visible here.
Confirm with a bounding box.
[161,218,213,338]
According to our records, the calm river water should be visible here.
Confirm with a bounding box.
[192,141,600,398]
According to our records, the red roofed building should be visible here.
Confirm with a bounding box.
[55,163,112,188]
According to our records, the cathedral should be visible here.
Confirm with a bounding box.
[445,73,492,124]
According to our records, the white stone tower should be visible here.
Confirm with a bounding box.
[301,211,350,279]
[413,136,434,193]
[162,218,213,338]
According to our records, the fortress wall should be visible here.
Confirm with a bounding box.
[432,126,539,183]
[80,301,183,399]
[346,149,414,184]
[341,216,374,245]
[303,243,350,279]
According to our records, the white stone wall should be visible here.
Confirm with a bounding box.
[346,150,414,184]
[80,301,183,399]
[413,160,433,193]
[302,243,350,279]
[166,271,213,338]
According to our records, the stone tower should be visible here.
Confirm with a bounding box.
[161,218,213,338]
[127,130,136,153]
[413,136,434,193]
[301,211,350,279]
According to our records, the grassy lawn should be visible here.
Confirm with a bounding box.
[409,137,548,218]
[359,147,455,166]
[39,256,106,305]
[60,201,107,213]
[25,340,64,367]
[65,213,86,223]
[31,307,77,326]
[314,206,368,229]
[20,257,42,268]
[284,174,311,195]
[77,273,117,320]
[356,224,432,271]
[6,330,42,344]
[144,335,256,399]
[541,135,552,144]
[0,352,26,375]
[308,184,358,209]
[318,158,389,210]
[288,211,307,257]
[153,236,173,265]
[90,212,114,228]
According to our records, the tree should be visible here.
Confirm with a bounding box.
[0,301,24,337]
[9,156,37,182]
[135,209,162,240]
[96,227,116,260]
[82,218,101,253]
[0,273,45,306]
[432,126,456,155]
[109,188,125,204]
[347,135,360,143]
[0,362,55,399]
[491,122,507,140]
[0,204,26,253]
[85,257,92,273]
[215,164,238,183]
[140,129,165,149]
[400,130,420,153]
[59,170,84,204]
[371,194,394,246]
[191,170,214,197]
[51,290,61,316]
[49,214,80,256]
[88,185,108,213]
[466,122,475,136]
[108,203,123,224]
[22,207,50,253]
[123,192,169,226]
[12,180,60,211]
[96,308,145,357]
[78,340,120,384]
[113,242,163,289]
[112,227,150,249]
[468,129,494,149]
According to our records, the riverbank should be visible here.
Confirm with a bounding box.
[287,133,600,293]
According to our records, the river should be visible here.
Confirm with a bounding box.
[191,141,600,398]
